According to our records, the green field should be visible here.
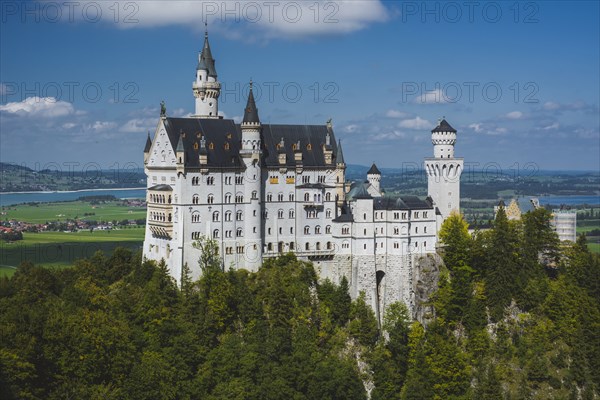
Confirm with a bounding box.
[1,201,146,223]
[0,228,145,276]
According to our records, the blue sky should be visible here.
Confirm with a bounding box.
[1,0,599,173]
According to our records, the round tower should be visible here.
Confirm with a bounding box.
[240,82,262,271]
[367,163,381,194]
[192,30,221,118]
[425,118,463,226]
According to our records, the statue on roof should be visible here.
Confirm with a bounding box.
[160,100,166,117]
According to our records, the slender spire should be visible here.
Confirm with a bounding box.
[367,163,381,175]
[197,27,217,77]
[144,131,152,152]
[336,139,345,164]
[176,131,185,152]
[243,80,260,124]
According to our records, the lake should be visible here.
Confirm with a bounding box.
[1,189,599,207]
[0,188,146,206]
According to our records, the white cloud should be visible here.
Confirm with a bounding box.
[343,124,358,133]
[46,1,389,39]
[0,97,75,118]
[87,121,117,132]
[506,111,523,120]
[415,89,446,104]
[370,130,406,141]
[468,122,506,135]
[543,101,560,111]
[398,116,432,130]
[542,122,559,130]
[120,118,156,133]
[385,109,409,118]
[469,123,483,133]
[62,122,77,129]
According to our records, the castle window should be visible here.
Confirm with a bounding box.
[305,243,310,250]
[289,242,295,250]
[253,227,257,233]
[212,211,219,222]
[394,227,399,235]
[364,229,367,235]
[304,193,310,202]
[423,212,428,218]
[289,193,294,201]
[416,227,419,233]
[225,211,232,222]
[207,176,215,185]
[235,195,244,203]
[290,227,294,234]
[209,142,214,150]
[267,243,273,251]
[267,193,273,202]
[193,195,199,205]
[424,227,427,233]
[394,242,399,249]
[252,191,258,200]
[315,226,321,234]
[289,210,295,219]
[225,230,232,238]
[236,211,243,221]
[213,229,220,238]
[278,210,284,219]
[316,242,321,250]
[268,228,272,235]
[235,176,243,184]
[194,142,199,150]
[278,193,284,202]
[364,244,367,250]
[224,142,230,150]
[192,212,200,223]
[325,192,331,201]
[207,194,213,204]
[307,143,312,150]
[326,225,331,234]
[364,213,367,220]
[304,226,310,234]
[237,228,243,237]
[326,210,332,219]
[225,193,232,203]
[415,212,419,218]
[327,242,332,250]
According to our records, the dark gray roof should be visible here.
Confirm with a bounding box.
[197,32,217,77]
[431,119,456,133]
[373,195,433,210]
[148,184,173,191]
[336,140,345,164]
[498,199,506,207]
[144,133,152,152]
[261,124,340,169]
[347,182,372,200]
[161,117,339,170]
[367,163,381,175]
[243,84,260,124]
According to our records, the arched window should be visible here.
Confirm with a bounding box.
[236,211,243,221]
[212,211,219,222]
[326,225,331,234]
[213,229,219,238]
[315,226,321,234]
[325,192,331,201]
[207,194,214,204]
[225,193,232,203]
[237,228,243,237]
[267,193,273,202]
[252,191,258,200]
[192,212,200,223]
[327,241,332,250]
[278,193,284,202]
[304,193,310,202]
[225,211,232,221]
[289,193,294,201]
[289,210,295,219]
[305,242,310,250]
[192,195,199,205]
[304,226,310,234]
[278,210,284,219]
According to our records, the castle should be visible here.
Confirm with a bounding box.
[142,32,463,319]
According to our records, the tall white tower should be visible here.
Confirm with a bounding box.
[192,30,221,118]
[425,119,463,227]
[240,82,263,271]
[367,163,382,194]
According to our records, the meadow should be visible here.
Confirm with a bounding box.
[1,200,146,223]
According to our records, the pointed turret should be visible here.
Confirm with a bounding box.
[367,163,381,175]
[176,132,185,174]
[367,163,381,194]
[144,131,152,152]
[197,30,217,78]
[192,28,221,118]
[143,131,152,164]
[335,139,345,165]
[243,81,260,124]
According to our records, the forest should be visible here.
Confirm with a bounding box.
[1,207,599,399]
